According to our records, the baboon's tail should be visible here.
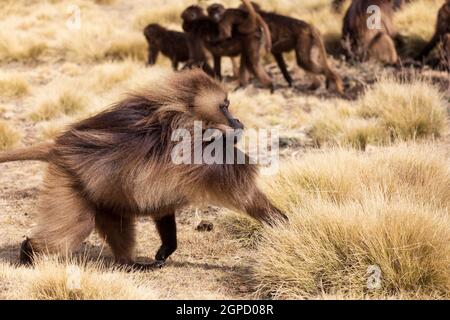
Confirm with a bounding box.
[0,142,53,163]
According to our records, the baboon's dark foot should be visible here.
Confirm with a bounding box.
[19,238,34,265]
[121,261,166,272]
[307,82,321,91]
[269,83,275,94]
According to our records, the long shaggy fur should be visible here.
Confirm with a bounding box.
[0,69,286,268]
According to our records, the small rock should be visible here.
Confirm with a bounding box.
[196,220,214,232]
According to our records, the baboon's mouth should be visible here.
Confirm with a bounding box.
[204,125,244,144]
[220,106,244,130]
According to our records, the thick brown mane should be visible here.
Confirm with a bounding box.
[0,69,286,269]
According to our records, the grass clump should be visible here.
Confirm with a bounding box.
[0,72,29,98]
[222,143,450,299]
[30,88,88,122]
[308,77,448,149]
[0,120,20,150]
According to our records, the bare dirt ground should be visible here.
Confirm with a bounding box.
[0,0,449,300]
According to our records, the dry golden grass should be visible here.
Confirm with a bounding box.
[0,72,29,99]
[30,89,88,122]
[223,143,450,299]
[0,258,157,300]
[307,77,448,149]
[0,121,20,150]
[0,0,449,301]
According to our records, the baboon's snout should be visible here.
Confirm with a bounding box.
[229,118,244,130]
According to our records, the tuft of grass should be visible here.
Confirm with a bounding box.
[0,120,20,150]
[222,143,450,299]
[0,34,47,62]
[133,3,188,30]
[0,72,29,99]
[30,87,88,122]
[358,78,448,141]
[252,198,450,299]
[88,60,139,93]
[104,34,147,61]
[307,77,448,149]
[25,257,156,300]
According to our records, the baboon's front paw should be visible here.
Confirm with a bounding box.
[19,238,34,265]
[122,261,166,272]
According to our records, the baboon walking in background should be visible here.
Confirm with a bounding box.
[211,0,274,90]
[143,23,189,70]
[0,69,287,270]
[241,2,343,93]
[416,0,450,64]
[342,0,400,64]
[181,6,216,76]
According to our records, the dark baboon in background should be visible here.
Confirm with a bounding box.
[181,5,216,76]
[241,2,343,94]
[416,0,450,63]
[179,5,240,80]
[211,0,274,90]
[0,69,287,270]
[342,0,400,64]
[143,23,189,70]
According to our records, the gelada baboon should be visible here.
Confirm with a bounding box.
[240,2,343,94]
[416,0,450,62]
[0,69,286,270]
[143,23,190,70]
[181,5,216,77]
[209,0,273,90]
[343,0,400,64]
[181,3,242,80]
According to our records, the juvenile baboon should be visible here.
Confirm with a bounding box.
[199,3,243,80]
[181,6,216,76]
[0,69,287,270]
[240,2,343,93]
[206,1,274,90]
[342,0,400,64]
[416,0,450,62]
[143,23,189,70]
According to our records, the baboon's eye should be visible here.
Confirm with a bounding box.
[220,99,230,109]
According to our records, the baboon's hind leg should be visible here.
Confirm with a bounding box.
[95,211,137,266]
[273,52,293,87]
[20,171,95,264]
[296,32,343,94]
[368,32,398,64]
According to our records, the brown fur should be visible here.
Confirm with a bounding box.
[416,0,450,62]
[0,69,286,269]
[143,23,190,70]
[242,2,343,93]
[181,6,216,77]
[207,1,273,90]
[342,0,399,64]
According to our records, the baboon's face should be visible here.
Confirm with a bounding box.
[181,6,205,22]
[207,4,226,23]
[191,89,244,132]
